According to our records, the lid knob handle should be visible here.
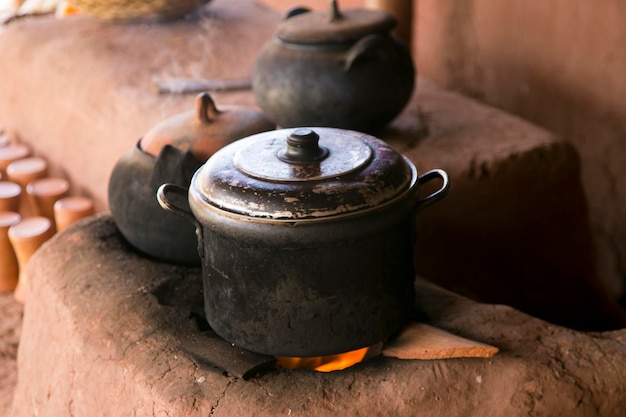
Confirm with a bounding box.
[329,0,343,21]
[278,129,329,164]
[196,92,220,124]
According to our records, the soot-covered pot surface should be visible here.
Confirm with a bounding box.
[158,127,448,356]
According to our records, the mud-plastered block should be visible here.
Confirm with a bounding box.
[9,216,626,417]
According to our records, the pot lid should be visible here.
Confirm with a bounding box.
[276,1,396,45]
[191,127,416,220]
[140,93,275,161]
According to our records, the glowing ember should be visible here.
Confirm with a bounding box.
[276,344,380,372]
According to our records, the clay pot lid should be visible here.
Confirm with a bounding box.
[276,1,396,45]
[192,127,416,220]
[139,92,275,161]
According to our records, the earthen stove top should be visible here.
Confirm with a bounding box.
[2,1,625,414]
[8,215,626,416]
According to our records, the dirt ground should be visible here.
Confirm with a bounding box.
[0,293,22,417]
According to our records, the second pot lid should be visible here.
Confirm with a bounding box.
[191,127,416,220]
[140,93,275,161]
[276,1,396,45]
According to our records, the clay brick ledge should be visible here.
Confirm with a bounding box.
[9,215,626,416]
[0,0,623,329]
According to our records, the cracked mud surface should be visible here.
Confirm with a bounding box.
[7,215,626,416]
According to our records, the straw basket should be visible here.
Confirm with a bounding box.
[70,0,211,21]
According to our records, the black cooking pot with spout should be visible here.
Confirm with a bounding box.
[252,0,415,133]
[158,127,448,357]
[108,93,275,265]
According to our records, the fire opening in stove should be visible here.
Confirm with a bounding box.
[275,342,383,372]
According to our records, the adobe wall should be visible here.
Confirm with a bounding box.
[416,0,626,299]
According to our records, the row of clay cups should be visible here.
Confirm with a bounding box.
[0,135,96,230]
[0,152,94,230]
[1,175,69,231]
[0,141,30,177]
[0,212,55,303]
[0,133,96,303]
[0,193,95,302]
[5,155,49,217]
[0,137,36,216]
[0,177,96,234]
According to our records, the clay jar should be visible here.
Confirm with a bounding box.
[252,0,415,133]
[108,93,275,265]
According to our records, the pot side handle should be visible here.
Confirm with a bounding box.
[284,6,311,19]
[415,169,449,211]
[157,183,198,226]
[344,34,385,72]
[157,183,205,257]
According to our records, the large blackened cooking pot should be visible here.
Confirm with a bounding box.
[157,127,448,357]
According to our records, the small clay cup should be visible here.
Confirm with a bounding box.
[54,196,95,232]
[0,211,21,292]
[26,177,70,231]
[6,157,49,217]
[0,143,30,177]
[9,216,55,303]
[0,181,22,213]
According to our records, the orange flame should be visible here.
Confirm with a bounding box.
[276,345,374,372]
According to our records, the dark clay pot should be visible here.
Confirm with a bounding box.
[108,142,203,264]
[158,127,448,356]
[107,93,275,265]
[252,1,415,133]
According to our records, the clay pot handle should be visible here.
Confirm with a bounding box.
[196,92,220,125]
[343,34,385,72]
[284,6,311,19]
[415,169,450,212]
